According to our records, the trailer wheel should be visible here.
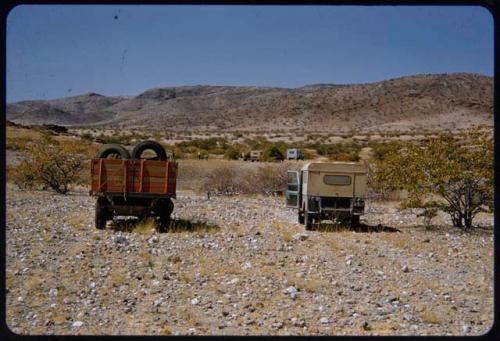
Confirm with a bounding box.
[132,140,167,161]
[304,212,313,231]
[298,212,305,224]
[156,198,174,232]
[95,144,131,159]
[351,215,360,228]
[95,200,108,229]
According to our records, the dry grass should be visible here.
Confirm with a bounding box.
[391,235,408,249]
[420,310,442,324]
[178,305,201,327]
[25,274,44,290]
[106,268,128,287]
[287,275,328,294]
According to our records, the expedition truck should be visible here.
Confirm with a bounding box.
[286,162,367,230]
[286,148,305,160]
[90,141,177,233]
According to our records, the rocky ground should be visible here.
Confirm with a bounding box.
[5,186,494,336]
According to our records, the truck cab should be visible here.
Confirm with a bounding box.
[286,148,305,160]
[286,162,367,229]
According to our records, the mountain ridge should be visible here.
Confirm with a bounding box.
[7,72,493,133]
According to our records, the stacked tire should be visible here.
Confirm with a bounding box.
[94,140,172,232]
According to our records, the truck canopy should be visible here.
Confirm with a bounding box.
[301,162,366,173]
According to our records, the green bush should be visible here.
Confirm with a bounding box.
[12,136,94,194]
[372,127,493,229]
[224,148,241,160]
[263,146,284,161]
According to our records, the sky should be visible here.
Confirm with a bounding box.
[6,5,494,102]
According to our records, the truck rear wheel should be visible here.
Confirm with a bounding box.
[298,213,305,224]
[304,212,313,231]
[156,198,174,232]
[351,215,360,227]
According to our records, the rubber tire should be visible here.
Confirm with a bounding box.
[132,140,167,161]
[95,200,107,229]
[305,212,313,231]
[298,213,305,224]
[96,144,131,159]
[157,199,174,232]
[351,215,360,228]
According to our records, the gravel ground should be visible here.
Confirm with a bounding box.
[6,186,494,336]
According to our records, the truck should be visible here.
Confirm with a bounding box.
[250,150,262,162]
[286,148,304,160]
[90,141,177,232]
[286,162,367,230]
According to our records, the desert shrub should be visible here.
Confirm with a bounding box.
[251,163,289,195]
[309,141,361,161]
[200,163,290,196]
[302,149,315,160]
[367,140,403,161]
[200,166,247,195]
[224,147,241,160]
[262,146,284,161]
[6,136,33,151]
[96,134,131,145]
[372,127,493,229]
[12,136,96,194]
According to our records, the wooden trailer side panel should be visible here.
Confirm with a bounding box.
[90,159,177,195]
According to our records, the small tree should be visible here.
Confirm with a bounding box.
[263,146,284,161]
[372,127,493,229]
[224,147,241,160]
[13,136,89,194]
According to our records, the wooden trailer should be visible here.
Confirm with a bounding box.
[90,158,177,231]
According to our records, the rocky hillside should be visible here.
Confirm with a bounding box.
[6,73,493,133]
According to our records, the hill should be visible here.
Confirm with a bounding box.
[6,73,493,133]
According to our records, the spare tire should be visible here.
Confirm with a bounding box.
[132,140,167,161]
[95,144,131,159]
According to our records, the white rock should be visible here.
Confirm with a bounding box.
[293,233,308,241]
[402,265,409,273]
[72,321,84,328]
[283,286,298,295]
[320,317,330,324]
[229,278,239,284]
[463,325,471,333]
[89,282,96,289]
[241,262,252,270]
[153,298,163,307]
[17,296,23,302]
[49,288,58,297]
[191,298,199,305]
[113,236,129,245]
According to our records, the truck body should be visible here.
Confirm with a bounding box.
[286,148,304,160]
[286,162,367,229]
[90,158,177,231]
[250,150,262,162]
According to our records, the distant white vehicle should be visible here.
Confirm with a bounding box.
[286,148,304,160]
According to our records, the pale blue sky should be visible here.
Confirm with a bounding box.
[6,5,494,102]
